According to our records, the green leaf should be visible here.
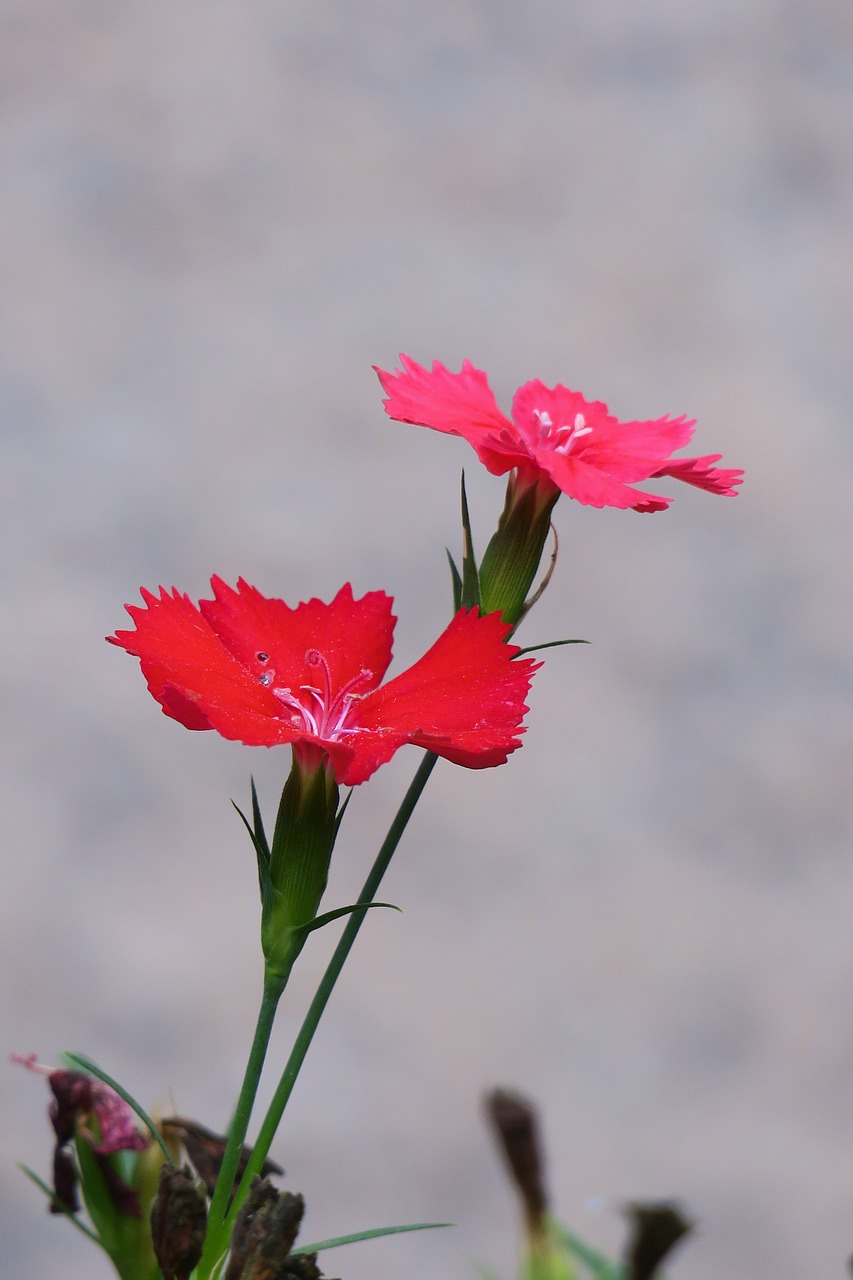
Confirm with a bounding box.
[17,1163,103,1247]
[60,1053,173,1164]
[293,1220,454,1254]
[514,639,590,656]
[447,549,463,613]
[549,1219,623,1280]
[291,901,401,943]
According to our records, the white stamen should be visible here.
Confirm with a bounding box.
[263,651,373,741]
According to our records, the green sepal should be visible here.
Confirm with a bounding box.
[458,471,481,610]
[524,1254,576,1280]
[447,549,463,613]
[233,797,275,913]
[236,783,293,984]
[260,909,300,988]
[74,1137,160,1280]
[258,759,341,982]
[523,1237,577,1280]
[61,1053,173,1164]
[334,787,353,837]
[294,1220,454,1254]
[251,777,270,858]
[269,762,339,918]
[478,479,559,626]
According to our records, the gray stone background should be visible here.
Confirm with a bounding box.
[2,1,852,1277]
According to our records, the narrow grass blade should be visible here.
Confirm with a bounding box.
[294,1220,454,1254]
[515,639,589,656]
[18,1163,103,1246]
[550,1219,623,1279]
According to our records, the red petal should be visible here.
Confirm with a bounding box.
[109,587,295,744]
[347,608,538,784]
[111,584,539,786]
[199,579,395,697]
[375,355,520,475]
[110,583,398,756]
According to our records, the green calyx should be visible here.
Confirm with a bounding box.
[73,1137,162,1280]
[239,758,341,986]
[476,477,560,628]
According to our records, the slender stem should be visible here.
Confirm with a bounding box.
[222,750,439,1236]
[196,970,285,1277]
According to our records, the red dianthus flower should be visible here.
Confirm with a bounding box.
[109,579,537,786]
[375,354,742,512]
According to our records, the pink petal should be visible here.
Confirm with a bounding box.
[90,1081,148,1155]
[511,381,614,443]
[652,454,744,496]
[511,380,696,482]
[577,416,696,481]
[375,354,519,475]
[540,452,673,511]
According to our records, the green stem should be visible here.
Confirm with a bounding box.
[197,970,285,1277]
[222,750,439,1239]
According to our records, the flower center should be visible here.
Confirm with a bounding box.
[256,649,372,740]
[524,408,593,455]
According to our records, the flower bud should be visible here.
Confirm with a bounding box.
[225,1179,324,1280]
[622,1200,693,1280]
[150,1165,208,1280]
[485,1087,548,1236]
[485,1087,574,1280]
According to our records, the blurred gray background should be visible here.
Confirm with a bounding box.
[2,2,852,1277]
